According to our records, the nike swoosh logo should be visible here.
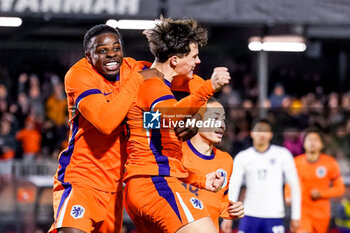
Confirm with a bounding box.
[103,92,112,96]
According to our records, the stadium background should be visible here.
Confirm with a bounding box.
[1,0,350,232]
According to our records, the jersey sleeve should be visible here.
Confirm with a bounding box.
[66,67,144,134]
[282,149,301,220]
[138,78,214,120]
[220,153,235,219]
[320,157,345,198]
[178,172,206,189]
[219,189,238,220]
[171,74,206,93]
[219,201,232,220]
[228,154,244,202]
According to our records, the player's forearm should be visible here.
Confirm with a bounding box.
[320,179,345,198]
[179,172,206,189]
[228,178,242,202]
[156,80,214,120]
[286,174,301,220]
[228,162,242,202]
[79,73,143,134]
[170,75,205,93]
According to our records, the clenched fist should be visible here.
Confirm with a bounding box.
[210,67,231,91]
[205,171,224,192]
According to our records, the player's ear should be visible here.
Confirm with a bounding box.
[85,51,92,64]
[170,56,178,67]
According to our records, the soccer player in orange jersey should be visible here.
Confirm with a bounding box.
[124,17,230,233]
[287,129,345,233]
[49,25,165,233]
[180,98,244,232]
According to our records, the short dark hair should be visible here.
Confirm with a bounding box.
[143,17,208,62]
[303,128,325,145]
[83,24,121,52]
[251,118,272,131]
[207,97,219,104]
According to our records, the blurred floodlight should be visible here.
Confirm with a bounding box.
[106,19,158,30]
[0,17,22,27]
[106,19,118,28]
[248,36,263,51]
[248,35,306,52]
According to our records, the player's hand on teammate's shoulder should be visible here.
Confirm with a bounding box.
[205,171,224,192]
[210,67,231,91]
[138,68,164,80]
[228,201,244,219]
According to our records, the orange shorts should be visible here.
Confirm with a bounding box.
[298,214,330,233]
[49,181,123,233]
[124,176,210,233]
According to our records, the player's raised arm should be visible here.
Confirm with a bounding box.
[140,69,230,121]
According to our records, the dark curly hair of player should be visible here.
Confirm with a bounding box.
[143,17,208,63]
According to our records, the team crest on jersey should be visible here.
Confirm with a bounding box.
[316,166,327,178]
[190,197,203,210]
[70,205,85,219]
[270,158,276,165]
[216,169,228,188]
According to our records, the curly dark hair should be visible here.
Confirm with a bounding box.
[83,24,121,52]
[143,17,208,63]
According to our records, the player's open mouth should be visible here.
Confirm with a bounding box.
[104,61,120,71]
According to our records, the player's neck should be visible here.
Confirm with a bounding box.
[190,136,213,156]
[151,61,175,83]
[306,151,321,162]
[253,143,270,153]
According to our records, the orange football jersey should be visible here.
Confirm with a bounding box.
[286,153,345,220]
[54,57,147,192]
[124,77,215,181]
[181,140,234,230]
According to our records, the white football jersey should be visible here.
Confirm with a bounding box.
[229,145,301,219]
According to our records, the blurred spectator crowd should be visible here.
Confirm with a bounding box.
[215,63,350,177]
[0,58,350,232]
[0,65,68,168]
[1,60,350,176]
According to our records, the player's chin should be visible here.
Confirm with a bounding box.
[103,71,119,81]
[211,137,222,144]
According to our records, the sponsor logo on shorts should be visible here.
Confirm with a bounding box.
[316,166,327,178]
[70,205,85,219]
[190,197,203,210]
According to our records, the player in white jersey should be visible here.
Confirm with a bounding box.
[222,119,301,233]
